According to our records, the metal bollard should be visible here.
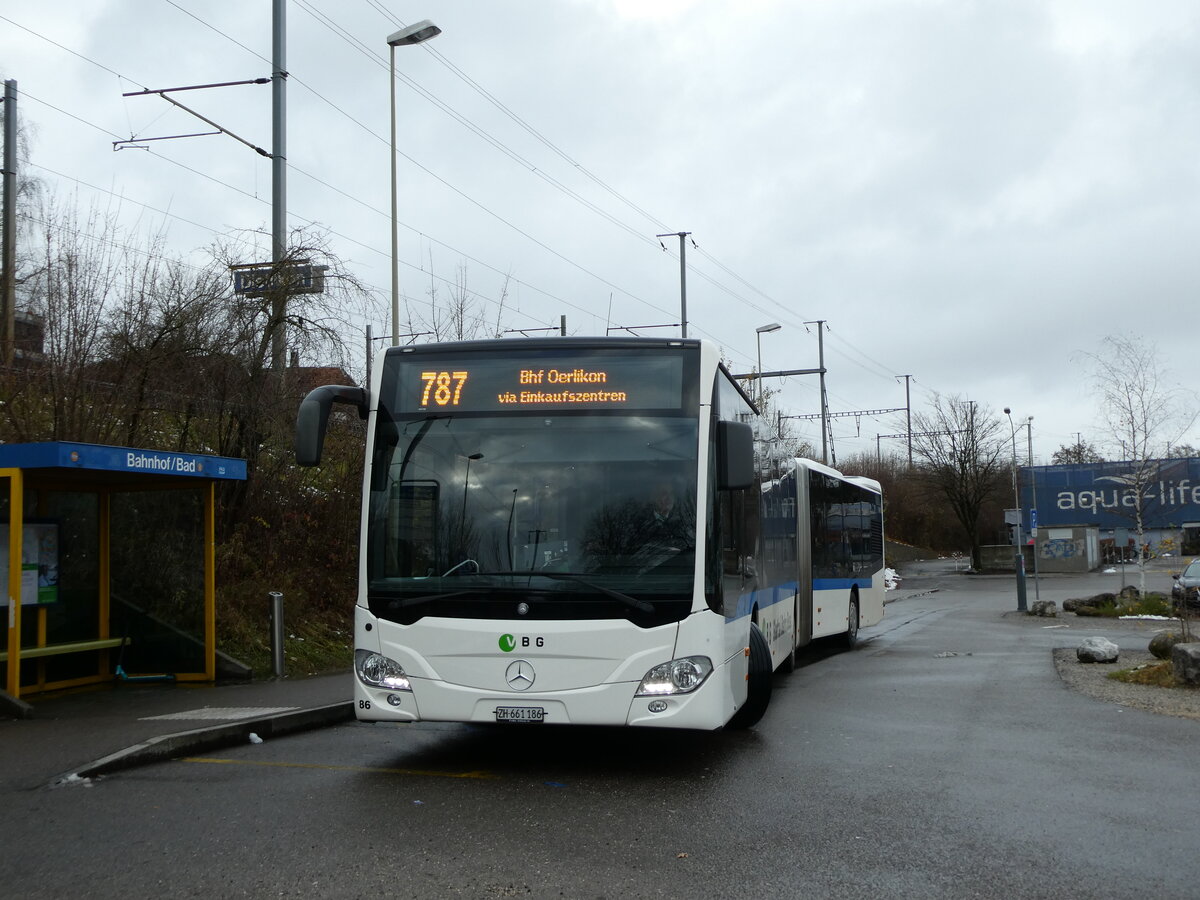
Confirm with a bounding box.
[269,591,285,678]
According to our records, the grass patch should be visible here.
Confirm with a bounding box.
[1075,593,1174,618]
[1107,662,1176,688]
[217,585,353,678]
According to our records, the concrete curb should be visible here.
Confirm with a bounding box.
[57,701,355,784]
[1,689,35,720]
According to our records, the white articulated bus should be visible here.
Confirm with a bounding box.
[756,459,885,673]
[296,337,883,730]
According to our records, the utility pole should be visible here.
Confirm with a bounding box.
[804,320,829,464]
[2,80,16,368]
[271,0,287,371]
[119,71,279,365]
[896,374,913,466]
[657,232,690,338]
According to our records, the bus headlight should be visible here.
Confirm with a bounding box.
[355,649,412,691]
[635,656,713,696]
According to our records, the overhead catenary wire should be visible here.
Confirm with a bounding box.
[7,14,659,330]
[17,69,654,336]
[6,7,933,406]
[163,2,797,367]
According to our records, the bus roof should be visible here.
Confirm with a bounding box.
[789,457,882,495]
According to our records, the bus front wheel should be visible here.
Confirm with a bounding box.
[727,622,772,729]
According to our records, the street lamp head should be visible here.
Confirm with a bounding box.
[388,19,441,46]
[756,323,782,334]
[1003,407,1011,415]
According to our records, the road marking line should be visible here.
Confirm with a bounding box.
[180,757,498,779]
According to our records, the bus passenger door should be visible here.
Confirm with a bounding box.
[795,470,813,647]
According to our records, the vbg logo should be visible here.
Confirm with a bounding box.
[498,634,516,652]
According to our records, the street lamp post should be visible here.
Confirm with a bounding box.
[388,19,442,347]
[755,323,781,406]
[1004,407,1028,612]
[1021,415,1041,602]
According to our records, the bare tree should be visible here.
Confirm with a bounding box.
[3,193,124,442]
[1084,334,1197,593]
[909,394,1008,571]
[402,259,511,343]
[1051,439,1105,465]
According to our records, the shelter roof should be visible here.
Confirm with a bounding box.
[0,441,246,487]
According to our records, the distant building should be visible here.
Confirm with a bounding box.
[1019,458,1200,567]
[286,350,357,398]
[13,310,45,363]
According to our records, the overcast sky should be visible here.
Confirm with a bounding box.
[2,0,1198,465]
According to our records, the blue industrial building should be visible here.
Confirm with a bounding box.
[1018,458,1200,570]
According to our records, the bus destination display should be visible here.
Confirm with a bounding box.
[397,354,685,413]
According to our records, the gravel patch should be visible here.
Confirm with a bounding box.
[1053,647,1200,721]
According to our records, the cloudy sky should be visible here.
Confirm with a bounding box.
[2,0,1198,464]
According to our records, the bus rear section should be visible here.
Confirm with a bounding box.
[758,458,885,666]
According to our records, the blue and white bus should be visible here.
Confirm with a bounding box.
[756,459,885,673]
[296,337,883,730]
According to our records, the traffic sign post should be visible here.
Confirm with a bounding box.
[1029,508,1040,602]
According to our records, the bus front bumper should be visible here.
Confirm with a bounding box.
[353,664,737,730]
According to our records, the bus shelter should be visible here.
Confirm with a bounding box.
[2,442,246,700]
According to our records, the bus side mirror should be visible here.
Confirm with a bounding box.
[295,385,368,467]
[716,420,754,490]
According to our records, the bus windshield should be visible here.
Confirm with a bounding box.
[366,348,700,626]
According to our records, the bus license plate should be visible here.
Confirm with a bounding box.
[495,706,545,723]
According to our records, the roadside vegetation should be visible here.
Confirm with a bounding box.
[1072,593,1174,619]
[1108,663,1176,689]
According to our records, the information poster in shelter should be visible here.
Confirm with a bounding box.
[0,522,59,606]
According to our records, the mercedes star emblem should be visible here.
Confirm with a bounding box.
[505,659,535,691]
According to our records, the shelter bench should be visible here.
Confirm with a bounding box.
[0,636,128,663]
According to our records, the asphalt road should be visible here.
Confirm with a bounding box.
[4,566,1198,899]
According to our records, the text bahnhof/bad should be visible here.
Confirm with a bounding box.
[124,452,204,473]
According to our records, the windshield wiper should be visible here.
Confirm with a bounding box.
[381,589,478,610]
[474,570,654,614]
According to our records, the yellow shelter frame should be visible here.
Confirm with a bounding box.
[1,443,244,700]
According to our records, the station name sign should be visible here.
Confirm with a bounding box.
[231,262,328,297]
[125,451,207,474]
[80,447,244,479]
[394,352,686,413]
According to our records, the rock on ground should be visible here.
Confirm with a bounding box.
[1171,643,1200,685]
[1149,630,1186,660]
[1078,636,1120,664]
